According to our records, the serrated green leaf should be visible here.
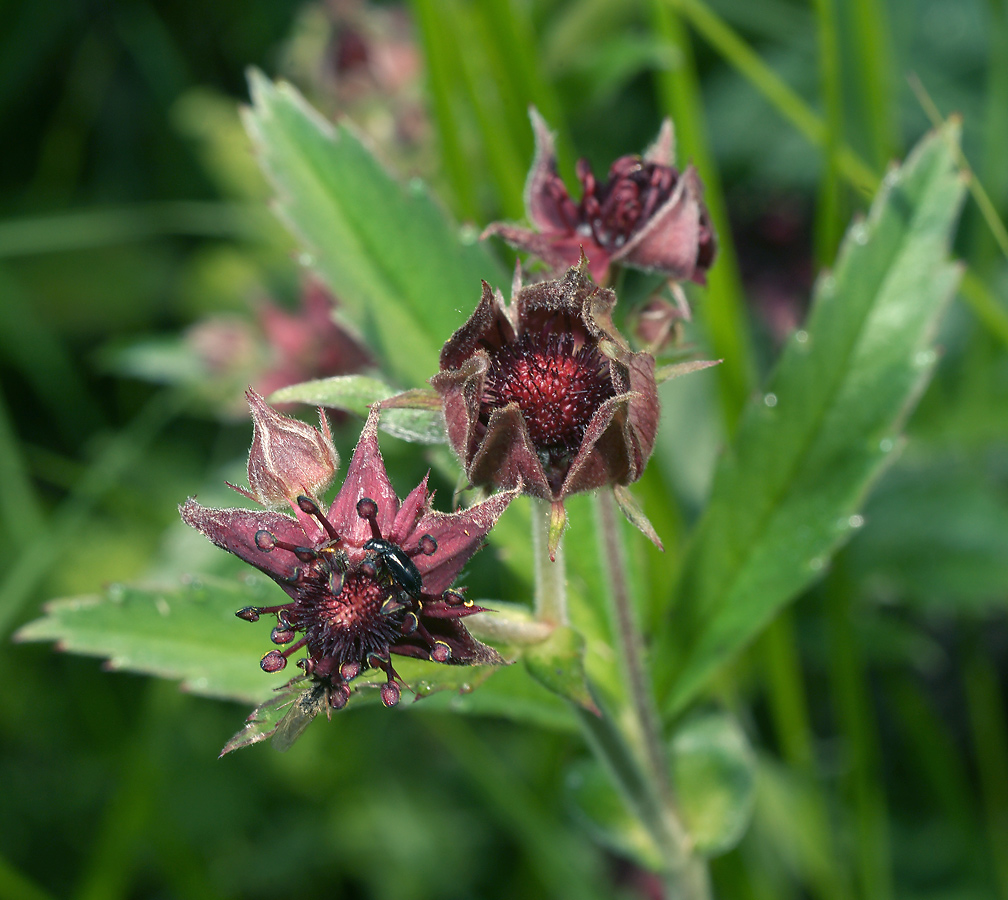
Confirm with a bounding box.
[671,711,756,856]
[15,577,290,703]
[655,124,967,717]
[15,576,511,710]
[243,71,508,389]
[270,375,446,444]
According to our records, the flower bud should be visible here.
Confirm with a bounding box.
[245,389,339,508]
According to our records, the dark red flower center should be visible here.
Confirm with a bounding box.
[580,158,676,250]
[482,332,615,473]
[238,496,440,708]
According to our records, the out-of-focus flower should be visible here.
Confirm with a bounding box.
[184,279,371,418]
[483,110,716,286]
[431,261,659,549]
[181,403,515,713]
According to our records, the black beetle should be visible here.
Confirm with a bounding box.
[363,538,423,596]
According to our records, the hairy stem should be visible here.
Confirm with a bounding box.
[595,490,677,817]
[531,497,567,624]
[530,494,706,897]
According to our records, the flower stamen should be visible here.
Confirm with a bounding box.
[296,495,341,541]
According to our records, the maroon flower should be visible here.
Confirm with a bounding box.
[483,110,716,285]
[181,403,516,716]
[431,261,659,550]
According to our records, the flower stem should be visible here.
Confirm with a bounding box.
[531,497,567,624]
[529,494,708,897]
[595,490,674,810]
[594,489,706,896]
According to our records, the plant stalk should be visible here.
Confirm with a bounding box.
[531,494,706,897]
[531,497,567,624]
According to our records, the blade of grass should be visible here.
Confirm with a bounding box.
[481,0,570,153]
[848,0,898,168]
[908,73,1008,264]
[811,0,844,265]
[963,642,1008,900]
[444,1,528,217]
[665,0,1008,349]
[0,388,45,548]
[0,268,104,444]
[0,203,262,257]
[886,674,985,874]
[761,612,852,900]
[0,390,184,639]
[826,575,892,900]
[649,0,756,431]
[665,0,875,194]
[0,855,56,900]
[975,0,1008,270]
[426,719,611,900]
[410,0,479,220]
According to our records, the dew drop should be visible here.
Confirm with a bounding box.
[819,274,836,295]
[848,514,864,529]
[809,557,824,572]
[879,438,894,453]
[408,176,425,195]
[156,597,171,617]
[915,349,936,367]
[763,392,778,408]
[192,677,208,691]
[794,330,809,345]
[458,223,478,245]
[850,223,869,245]
[297,252,314,267]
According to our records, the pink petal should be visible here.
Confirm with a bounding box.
[615,167,702,280]
[179,499,308,586]
[389,473,431,546]
[326,405,399,546]
[438,281,513,370]
[643,118,676,166]
[525,107,571,233]
[412,486,519,595]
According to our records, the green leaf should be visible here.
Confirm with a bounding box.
[14,576,509,709]
[243,71,508,389]
[15,577,290,704]
[565,756,666,871]
[565,710,755,867]
[654,124,967,717]
[524,625,600,714]
[270,375,447,444]
[841,456,1008,613]
[671,711,757,856]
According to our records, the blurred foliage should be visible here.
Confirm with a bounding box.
[2,0,1008,898]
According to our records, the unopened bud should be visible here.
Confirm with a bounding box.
[245,389,339,508]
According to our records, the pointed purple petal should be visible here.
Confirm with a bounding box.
[412,487,519,595]
[326,406,398,545]
[390,473,430,546]
[179,499,307,585]
[643,118,676,166]
[614,172,701,280]
[525,107,573,233]
[467,405,552,500]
